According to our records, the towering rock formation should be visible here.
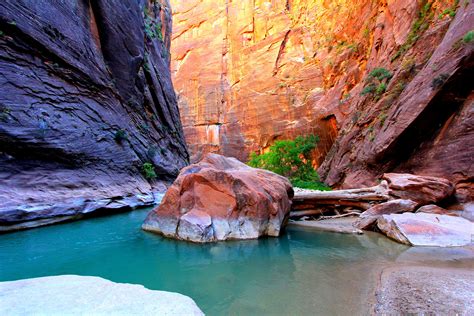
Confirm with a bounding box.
[171,0,473,202]
[0,0,189,229]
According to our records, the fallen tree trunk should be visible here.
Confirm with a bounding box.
[292,199,371,210]
[317,212,361,221]
[293,181,390,203]
[290,209,329,218]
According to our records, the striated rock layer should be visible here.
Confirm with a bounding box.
[143,153,293,242]
[0,0,189,230]
[171,1,473,203]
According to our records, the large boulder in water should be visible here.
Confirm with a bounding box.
[0,275,203,315]
[142,154,293,242]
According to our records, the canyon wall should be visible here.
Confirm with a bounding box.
[0,0,189,230]
[171,0,473,201]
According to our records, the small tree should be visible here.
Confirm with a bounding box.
[248,135,330,190]
[142,162,157,180]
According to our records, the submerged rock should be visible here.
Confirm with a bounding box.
[0,275,203,315]
[355,199,417,230]
[143,153,293,242]
[377,212,474,247]
[383,173,455,205]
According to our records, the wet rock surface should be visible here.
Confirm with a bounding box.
[0,275,204,315]
[143,153,293,242]
[0,0,188,230]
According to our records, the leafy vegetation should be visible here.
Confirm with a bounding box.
[360,67,392,99]
[144,8,163,41]
[0,106,11,122]
[142,162,157,180]
[431,73,449,89]
[463,30,474,44]
[247,135,331,190]
[391,1,434,61]
[114,129,128,142]
[368,68,393,81]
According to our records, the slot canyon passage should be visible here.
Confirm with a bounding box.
[0,0,473,315]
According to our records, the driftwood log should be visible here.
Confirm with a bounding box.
[290,181,390,218]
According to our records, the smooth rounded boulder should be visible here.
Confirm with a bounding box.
[0,275,204,315]
[142,153,293,242]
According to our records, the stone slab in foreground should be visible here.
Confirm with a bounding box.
[375,266,474,315]
[377,212,474,247]
[143,153,293,242]
[0,275,203,315]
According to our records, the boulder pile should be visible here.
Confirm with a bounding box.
[292,173,473,247]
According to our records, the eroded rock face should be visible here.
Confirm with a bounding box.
[142,153,293,242]
[0,275,204,315]
[0,0,189,230]
[319,2,474,201]
[383,173,455,205]
[355,199,418,230]
[170,0,470,184]
[377,213,474,247]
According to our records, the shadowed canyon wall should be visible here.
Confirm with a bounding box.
[0,0,189,229]
[171,0,473,201]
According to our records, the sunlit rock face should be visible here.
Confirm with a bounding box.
[171,0,368,162]
[171,0,473,202]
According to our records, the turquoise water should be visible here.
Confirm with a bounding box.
[1,208,472,315]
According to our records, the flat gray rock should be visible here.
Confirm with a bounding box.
[0,275,204,315]
[377,212,474,247]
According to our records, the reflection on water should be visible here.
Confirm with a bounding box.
[0,209,472,315]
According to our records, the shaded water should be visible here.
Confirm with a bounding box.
[1,208,472,315]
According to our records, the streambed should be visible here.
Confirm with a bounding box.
[0,208,472,315]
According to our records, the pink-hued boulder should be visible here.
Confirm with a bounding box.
[142,154,293,242]
[355,199,418,230]
[383,173,455,205]
[377,212,474,247]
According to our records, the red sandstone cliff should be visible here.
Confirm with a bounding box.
[171,0,473,201]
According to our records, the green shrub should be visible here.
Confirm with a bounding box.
[391,1,434,61]
[375,82,387,95]
[142,162,157,179]
[463,30,474,43]
[431,73,449,89]
[0,106,11,122]
[144,9,163,42]
[247,135,330,190]
[360,68,392,98]
[361,84,376,96]
[114,129,128,142]
[368,68,393,81]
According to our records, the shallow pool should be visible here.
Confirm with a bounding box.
[1,208,472,315]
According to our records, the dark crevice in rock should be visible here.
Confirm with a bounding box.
[375,53,474,169]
